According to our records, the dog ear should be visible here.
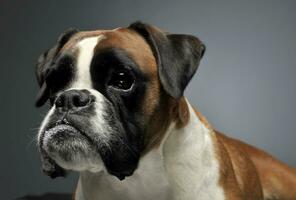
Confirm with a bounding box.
[35,28,79,107]
[129,22,205,99]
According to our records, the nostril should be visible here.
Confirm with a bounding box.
[54,90,93,111]
[72,95,80,107]
[73,93,90,107]
[55,96,63,108]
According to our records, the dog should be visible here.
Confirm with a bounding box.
[35,22,296,200]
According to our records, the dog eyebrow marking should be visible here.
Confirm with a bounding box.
[72,35,106,89]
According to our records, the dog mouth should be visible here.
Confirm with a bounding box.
[39,114,140,179]
[42,122,92,143]
[43,124,82,146]
[41,123,94,155]
[45,124,79,137]
[40,122,105,173]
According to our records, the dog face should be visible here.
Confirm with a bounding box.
[36,22,205,180]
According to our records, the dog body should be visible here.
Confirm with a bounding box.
[75,102,224,200]
[36,22,296,200]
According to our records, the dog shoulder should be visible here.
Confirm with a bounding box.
[215,132,264,199]
[192,106,263,199]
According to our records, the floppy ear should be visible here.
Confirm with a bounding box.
[35,28,79,107]
[129,22,205,99]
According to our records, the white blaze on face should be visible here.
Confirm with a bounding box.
[37,35,111,172]
[70,35,112,143]
[72,35,106,89]
[38,35,106,143]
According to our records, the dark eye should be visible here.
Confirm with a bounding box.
[108,70,134,90]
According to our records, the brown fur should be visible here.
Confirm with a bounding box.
[66,28,178,152]
[192,105,296,199]
[227,135,296,200]
[175,97,190,128]
[93,28,177,152]
[216,132,264,199]
[195,104,296,200]
[63,28,296,200]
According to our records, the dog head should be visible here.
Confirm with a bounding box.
[36,22,205,180]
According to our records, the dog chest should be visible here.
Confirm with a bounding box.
[76,149,172,200]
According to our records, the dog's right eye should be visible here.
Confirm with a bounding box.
[108,70,135,90]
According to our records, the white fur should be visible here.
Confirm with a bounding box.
[162,100,224,200]
[71,35,111,142]
[38,36,105,143]
[38,36,225,200]
[38,36,111,173]
[44,130,103,173]
[71,35,114,152]
[71,36,105,89]
[75,101,225,200]
[76,148,172,200]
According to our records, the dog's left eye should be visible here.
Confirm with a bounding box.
[108,70,134,90]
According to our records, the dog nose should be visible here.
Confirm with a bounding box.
[55,89,93,111]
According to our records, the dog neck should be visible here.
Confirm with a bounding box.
[75,100,224,200]
[161,99,224,199]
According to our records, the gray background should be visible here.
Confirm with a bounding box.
[1,0,295,199]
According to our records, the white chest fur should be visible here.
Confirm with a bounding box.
[76,148,172,200]
[75,101,224,200]
[162,102,225,200]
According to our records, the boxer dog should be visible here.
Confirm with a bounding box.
[35,22,296,200]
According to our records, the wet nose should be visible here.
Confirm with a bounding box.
[55,89,93,111]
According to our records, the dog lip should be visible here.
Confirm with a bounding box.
[44,124,79,136]
[44,122,94,145]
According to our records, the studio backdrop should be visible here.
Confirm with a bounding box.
[0,0,295,199]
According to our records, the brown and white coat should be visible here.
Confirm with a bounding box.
[35,22,296,200]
